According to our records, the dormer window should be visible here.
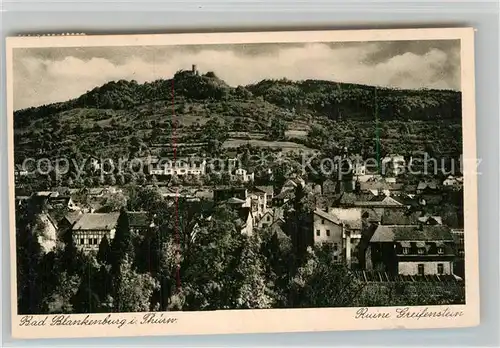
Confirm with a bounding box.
[417,248,425,255]
[437,247,444,254]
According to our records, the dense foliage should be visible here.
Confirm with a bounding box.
[16,186,465,314]
[13,73,462,168]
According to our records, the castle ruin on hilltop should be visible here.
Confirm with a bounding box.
[191,64,199,76]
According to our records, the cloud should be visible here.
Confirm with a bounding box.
[13,41,460,110]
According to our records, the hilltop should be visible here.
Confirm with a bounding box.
[13,68,463,162]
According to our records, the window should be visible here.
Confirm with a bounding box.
[417,248,425,255]
[267,216,271,222]
[321,219,325,225]
[326,229,331,237]
[418,264,425,276]
[94,238,98,245]
[333,255,338,261]
[80,238,84,245]
[262,223,268,228]
[437,263,444,275]
[333,243,338,251]
[437,247,444,255]
[316,229,320,236]
[402,247,409,255]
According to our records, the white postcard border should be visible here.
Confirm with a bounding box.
[5,28,479,339]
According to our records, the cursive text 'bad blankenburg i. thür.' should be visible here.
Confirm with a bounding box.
[19,314,178,329]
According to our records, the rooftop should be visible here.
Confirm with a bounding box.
[381,210,421,225]
[354,196,404,207]
[73,212,120,231]
[254,185,274,196]
[370,225,454,243]
[314,209,342,225]
[64,211,83,225]
[330,207,362,229]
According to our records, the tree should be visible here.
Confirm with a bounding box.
[65,176,74,187]
[259,225,295,306]
[40,271,81,314]
[106,175,117,186]
[180,206,240,310]
[116,173,126,186]
[128,186,163,213]
[307,124,330,149]
[151,174,158,186]
[284,184,315,261]
[269,117,287,141]
[114,256,159,312]
[170,174,180,186]
[97,235,112,265]
[208,172,223,186]
[203,119,228,154]
[137,173,146,186]
[110,209,134,271]
[71,254,102,313]
[16,201,47,314]
[100,192,127,213]
[289,245,365,308]
[233,238,274,309]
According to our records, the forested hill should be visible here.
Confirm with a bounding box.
[13,69,463,162]
[14,69,461,127]
[246,79,461,121]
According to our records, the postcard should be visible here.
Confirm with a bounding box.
[5,28,479,339]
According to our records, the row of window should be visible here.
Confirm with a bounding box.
[418,263,445,275]
[166,169,204,174]
[316,229,331,237]
[78,237,100,246]
[402,247,445,255]
[163,162,204,168]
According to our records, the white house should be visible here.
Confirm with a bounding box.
[313,210,344,262]
[249,191,267,222]
[150,158,207,176]
[231,168,254,182]
[72,212,120,252]
[329,207,364,267]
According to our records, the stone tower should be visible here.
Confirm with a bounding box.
[191,64,198,75]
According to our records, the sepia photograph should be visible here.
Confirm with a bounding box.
[6,29,479,338]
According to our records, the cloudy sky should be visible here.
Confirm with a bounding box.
[13,40,460,110]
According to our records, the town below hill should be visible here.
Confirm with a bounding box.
[14,66,465,315]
